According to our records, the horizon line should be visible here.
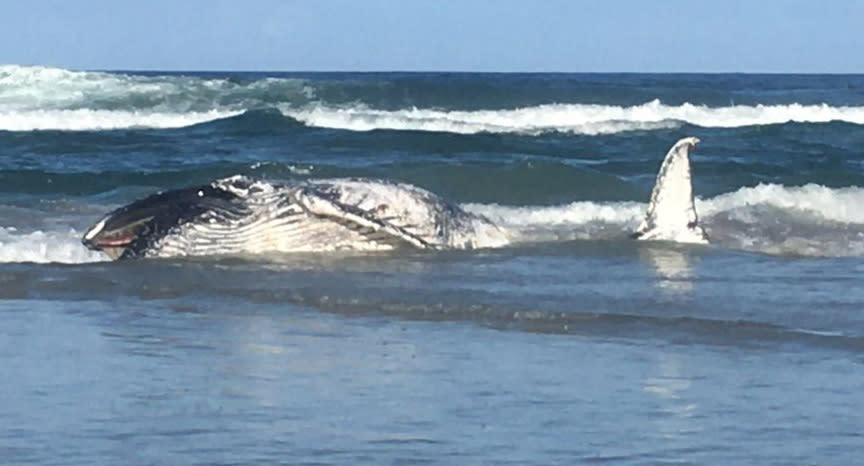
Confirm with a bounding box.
[5,63,864,76]
[101,68,864,76]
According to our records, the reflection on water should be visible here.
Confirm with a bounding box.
[639,246,695,293]
[643,352,700,441]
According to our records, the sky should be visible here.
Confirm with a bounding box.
[1,0,863,73]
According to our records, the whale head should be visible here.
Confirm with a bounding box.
[82,185,242,259]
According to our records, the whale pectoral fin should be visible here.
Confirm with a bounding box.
[633,137,709,244]
[294,188,433,249]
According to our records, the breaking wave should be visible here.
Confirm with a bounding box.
[468,183,864,257]
[280,104,683,135]
[281,100,864,135]
[0,227,105,264]
[4,65,864,133]
[0,109,242,131]
[0,65,309,131]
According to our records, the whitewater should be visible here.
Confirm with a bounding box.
[280,100,864,135]
[4,100,864,134]
[3,65,864,133]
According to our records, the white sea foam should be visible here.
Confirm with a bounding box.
[0,66,241,130]
[0,109,242,131]
[466,183,864,233]
[0,65,304,131]
[698,183,864,224]
[464,201,646,242]
[697,184,864,257]
[0,65,235,111]
[465,183,864,256]
[0,227,105,264]
[282,100,864,134]
[281,104,683,135]
[4,65,864,133]
[465,201,645,228]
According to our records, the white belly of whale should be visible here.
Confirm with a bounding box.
[145,178,512,258]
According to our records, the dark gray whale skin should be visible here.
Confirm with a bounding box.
[82,184,247,259]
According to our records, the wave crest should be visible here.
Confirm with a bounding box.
[466,183,864,257]
[4,66,864,133]
[0,65,310,131]
[0,109,242,131]
[0,227,105,264]
[700,183,864,224]
[282,100,864,135]
[280,103,682,135]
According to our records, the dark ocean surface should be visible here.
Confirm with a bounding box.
[2,66,864,464]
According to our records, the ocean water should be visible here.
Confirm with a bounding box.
[2,65,864,464]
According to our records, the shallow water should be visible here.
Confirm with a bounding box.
[2,67,864,464]
[3,243,864,464]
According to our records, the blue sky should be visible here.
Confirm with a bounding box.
[2,0,862,72]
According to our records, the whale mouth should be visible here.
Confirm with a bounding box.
[86,234,135,249]
[82,233,136,260]
[82,214,154,259]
